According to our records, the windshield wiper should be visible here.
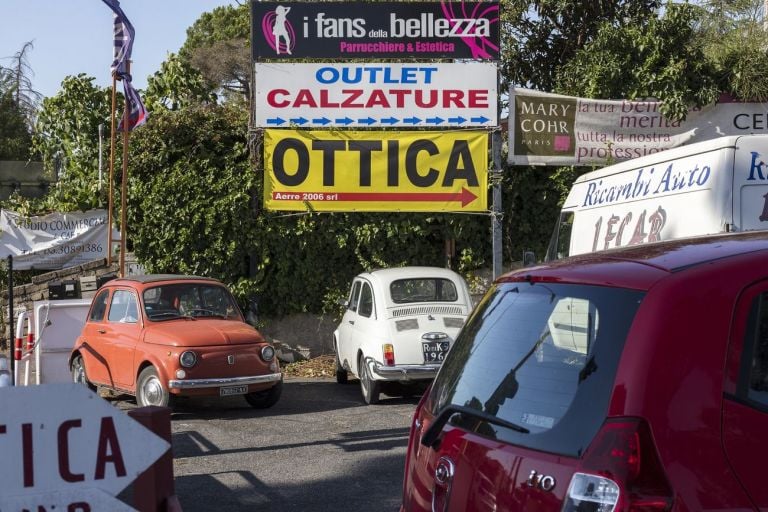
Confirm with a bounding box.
[421,404,529,449]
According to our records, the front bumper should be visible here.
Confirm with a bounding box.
[369,359,441,381]
[168,372,283,390]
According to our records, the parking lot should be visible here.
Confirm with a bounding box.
[115,376,419,512]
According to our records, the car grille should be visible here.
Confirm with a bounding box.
[391,305,464,317]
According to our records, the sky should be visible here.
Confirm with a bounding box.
[0,0,238,99]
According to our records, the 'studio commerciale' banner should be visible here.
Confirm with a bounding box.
[0,209,117,270]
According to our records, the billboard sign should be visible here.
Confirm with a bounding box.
[251,1,500,60]
[263,129,488,212]
[0,209,118,270]
[509,87,768,166]
[255,62,497,128]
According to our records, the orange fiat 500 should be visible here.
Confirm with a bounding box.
[69,275,282,408]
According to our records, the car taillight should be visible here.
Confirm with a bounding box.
[562,418,673,512]
[383,344,395,366]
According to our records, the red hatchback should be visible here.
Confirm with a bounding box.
[401,231,768,511]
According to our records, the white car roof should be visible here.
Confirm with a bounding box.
[362,266,463,285]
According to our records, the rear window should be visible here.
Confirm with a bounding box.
[429,281,643,458]
[390,278,458,304]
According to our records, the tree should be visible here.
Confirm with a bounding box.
[0,41,41,160]
[143,53,217,111]
[500,0,662,92]
[556,2,719,120]
[0,84,32,160]
[178,4,251,100]
[30,74,113,211]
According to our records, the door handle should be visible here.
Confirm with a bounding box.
[348,320,355,325]
[97,329,106,334]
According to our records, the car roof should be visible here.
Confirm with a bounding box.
[501,230,768,290]
[104,274,220,286]
[362,266,462,283]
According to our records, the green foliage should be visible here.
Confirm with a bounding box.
[31,74,113,212]
[556,3,719,120]
[0,88,32,160]
[501,0,661,92]
[144,53,217,111]
[127,103,255,281]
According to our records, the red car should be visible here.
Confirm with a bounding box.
[70,275,282,408]
[401,231,768,511]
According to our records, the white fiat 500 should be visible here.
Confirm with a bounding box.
[334,267,473,404]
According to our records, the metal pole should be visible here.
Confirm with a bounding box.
[98,123,104,191]
[7,255,14,386]
[491,131,503,280]
[119,63,131,278]
[108,73,118,266]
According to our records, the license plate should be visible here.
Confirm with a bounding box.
[220,385,248,396]
[422,341,450,363]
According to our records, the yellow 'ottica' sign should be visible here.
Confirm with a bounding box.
[264,129,488,212]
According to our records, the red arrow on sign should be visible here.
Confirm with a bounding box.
[334,187,478,207]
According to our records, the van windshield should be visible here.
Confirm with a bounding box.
[429,281,643,457]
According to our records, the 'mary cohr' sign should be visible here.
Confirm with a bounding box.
[251,1,500,60]
[264,129,488,213]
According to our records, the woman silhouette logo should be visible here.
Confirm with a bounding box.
[272,6,292,55]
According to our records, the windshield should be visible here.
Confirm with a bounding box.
[142,283,241,321]
[428,281,643,457]
[390,278,458,304]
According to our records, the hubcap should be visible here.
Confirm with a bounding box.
[141,376,164,405]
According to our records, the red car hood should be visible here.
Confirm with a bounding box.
[143,319,266,347]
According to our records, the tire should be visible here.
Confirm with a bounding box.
[136,366,170,407]
[245,380,283,409]
[335,343,348,384]
[359,356,381,405]
[71,355,96,392]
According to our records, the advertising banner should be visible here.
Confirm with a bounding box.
[255,62,497,129]
[264,129,488,212]
[251,1,500,60]
[0,209,115,270]
[509,87,768,166]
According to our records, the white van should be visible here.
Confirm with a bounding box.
[546,134,768,260]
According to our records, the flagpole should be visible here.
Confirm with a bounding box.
[119,61,131,278]
[107,72,118,267]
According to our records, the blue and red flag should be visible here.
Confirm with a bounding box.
[118,77,148,132]
[100,0,134,78]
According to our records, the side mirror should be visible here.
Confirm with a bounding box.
[338,297,349,308]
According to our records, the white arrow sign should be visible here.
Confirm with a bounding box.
[0,488,137,512]
[0,384,170,500]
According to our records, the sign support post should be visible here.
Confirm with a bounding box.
[7,254,13,385]
[492,130,503,280]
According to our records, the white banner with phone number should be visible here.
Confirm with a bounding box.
[0,209,117,270]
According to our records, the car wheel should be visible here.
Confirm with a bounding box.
[335,345,348,384]
[71,355,96,392]
[136,366,170,407]
[245,380,283,409]
[359,356,381,405]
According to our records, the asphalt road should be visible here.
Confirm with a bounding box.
[114,377,422,512]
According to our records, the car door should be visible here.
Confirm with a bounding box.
[338,280,362,372]
[98,289,141,389]
[352,280,379,364]
[723,282,768,509]
[79,288,111,385]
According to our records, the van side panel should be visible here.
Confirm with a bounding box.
[733,138,768,232]
[564,147,734,256]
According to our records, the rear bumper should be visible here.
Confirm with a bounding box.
[369,360,441,381]
[168,372,282,390]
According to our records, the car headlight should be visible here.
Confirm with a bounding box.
[179,350,198,368]
[260,345,276,362]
